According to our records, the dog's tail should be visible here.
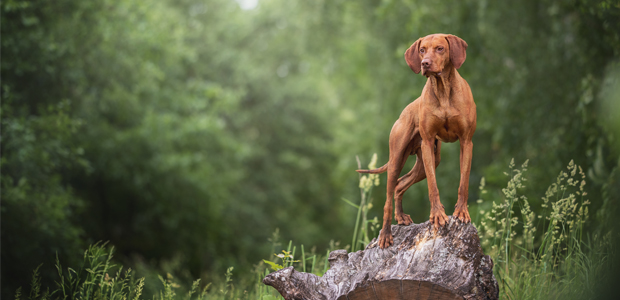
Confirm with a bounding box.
[356,163,388,174]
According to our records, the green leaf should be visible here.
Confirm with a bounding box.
[340,198,360,209]
[263,260,283,271]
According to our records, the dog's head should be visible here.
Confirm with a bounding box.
[404,34,468,77]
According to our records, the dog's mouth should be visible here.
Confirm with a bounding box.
[422,69,443,77]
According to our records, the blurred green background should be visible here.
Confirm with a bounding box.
[2,0,619,298]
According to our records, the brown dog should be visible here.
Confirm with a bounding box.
[357,34,476,248]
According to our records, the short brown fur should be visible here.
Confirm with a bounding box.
[357,34,476,248]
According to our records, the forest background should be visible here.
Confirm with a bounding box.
[2,0,619,299]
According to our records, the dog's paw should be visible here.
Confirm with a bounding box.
[429,209,449,227]
[453,207,471,223]
[396,213,413,226]
[378,230,393,249]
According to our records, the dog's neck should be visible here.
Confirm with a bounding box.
[428,66,454,107]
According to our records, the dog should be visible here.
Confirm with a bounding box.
[357,34,476,248]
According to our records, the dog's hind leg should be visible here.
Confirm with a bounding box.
[378,121,413,248]
[394,140,441,225]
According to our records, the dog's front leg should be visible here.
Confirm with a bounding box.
[421,138,449,227]
[454,139,473,223]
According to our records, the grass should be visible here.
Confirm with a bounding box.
[15,159,615,300]
[476,159,613,299]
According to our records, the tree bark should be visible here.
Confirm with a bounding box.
[263,217,498,300]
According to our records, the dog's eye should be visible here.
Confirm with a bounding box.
[420,48,426,54]
[437,47,444,52]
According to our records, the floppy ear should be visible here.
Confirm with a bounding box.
[445,35,468,69]
[404,38,422,74]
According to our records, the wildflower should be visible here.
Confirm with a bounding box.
[359,176,367,189]
[358,154,381,193]
[368,153,378,169]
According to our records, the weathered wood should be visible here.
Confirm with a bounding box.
[263,217,498,300]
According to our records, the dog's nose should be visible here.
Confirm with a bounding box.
[422,59,431,68]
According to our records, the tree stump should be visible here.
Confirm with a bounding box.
[263,217,498,300]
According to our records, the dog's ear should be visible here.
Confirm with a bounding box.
[445,35,468,69]
[404,38,422,74]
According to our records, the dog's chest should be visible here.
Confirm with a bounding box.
[433,108,461,143]
[433,104,459,119]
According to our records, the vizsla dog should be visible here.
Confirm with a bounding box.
[357,34,476,248]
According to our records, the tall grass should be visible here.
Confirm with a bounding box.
[16,159,614,300]
[476,159,611,299]
[15,231,338,300]
[340,154,381,252]
[16,242,146,300]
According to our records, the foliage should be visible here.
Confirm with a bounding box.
[2,0,343,296]
[2,0,619,299]
[14,242,145,300]
[15,159,619,300]
[13,235,340,300]
[15,242,229,300]
[263,250,298,272]
[1,97,89,295]
[476,160,605,299]
[341,154,381,252]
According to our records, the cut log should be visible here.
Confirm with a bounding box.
[263,217,498,300]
